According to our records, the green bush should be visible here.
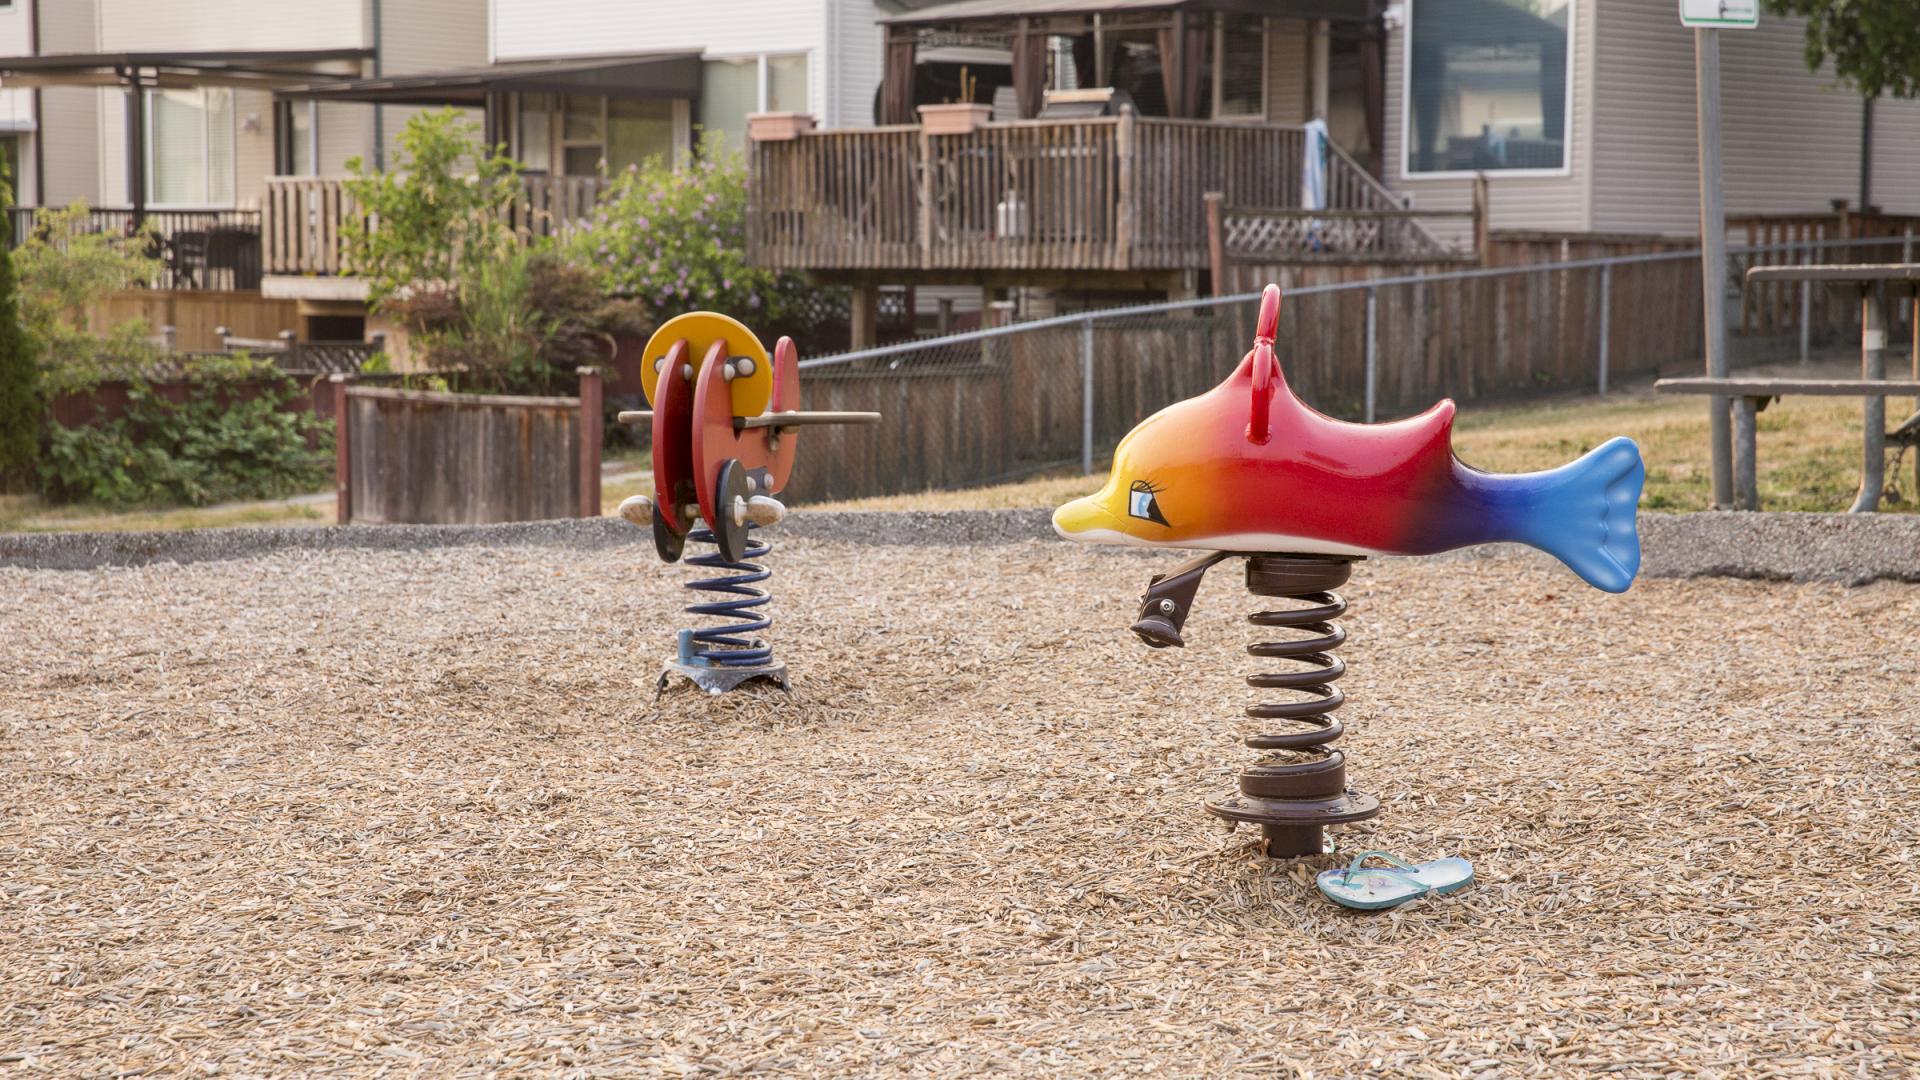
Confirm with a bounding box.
[14,201,166,395]
[565,140,833,334]
[0,154,37,488]
[342,108,521,312]
[40,375,333,508]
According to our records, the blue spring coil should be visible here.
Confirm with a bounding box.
[682,526,774,667]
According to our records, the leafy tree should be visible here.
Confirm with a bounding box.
[1764,0,1920,99]
[342,108,522,311]
[0,151,37,488]
[13,201,166,394]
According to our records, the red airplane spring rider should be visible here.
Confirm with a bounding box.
[617,311,877,694]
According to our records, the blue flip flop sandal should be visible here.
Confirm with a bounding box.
[1316,850,1475,911]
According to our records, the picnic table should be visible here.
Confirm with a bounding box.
[1656,264,1920,512]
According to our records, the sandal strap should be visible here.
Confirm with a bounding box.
[1343,850,1421,884]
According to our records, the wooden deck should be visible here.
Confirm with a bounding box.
[264,175,612,277]
[747,115,1415,278]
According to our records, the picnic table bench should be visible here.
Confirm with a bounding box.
[1656,263,1919,512]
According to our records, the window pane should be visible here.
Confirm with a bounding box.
[699,57,758,153]
[767,53,809,114]
[1407,0,1570,172]
[609,97,674,172]
[518,94,551,171]
[205,88,233,203]
[1218,14,1264,117]
[290,102,315,174]
[563,145,603,175]
[151,89,206,204]
[562,94,603,142]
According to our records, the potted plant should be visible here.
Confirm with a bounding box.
[917,67,990,135]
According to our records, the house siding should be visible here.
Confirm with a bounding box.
[94,0,365,51]
[1384,0,1596,241]
[35,0,101,204]
[1266,18,1309,124]
[491,0,884,130]
[1588,0,1918,235]
[374,0,489,169]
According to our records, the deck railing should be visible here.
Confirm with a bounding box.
[263,175,613,276]
[7,207,263,290]
[748,114,1431,274]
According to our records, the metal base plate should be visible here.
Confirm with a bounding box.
[657,659,791,697]
[1203,789,1381,828]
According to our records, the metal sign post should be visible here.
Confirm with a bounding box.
[1683,1,1756,508]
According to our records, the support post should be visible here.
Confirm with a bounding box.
[125,76,146,230]
[1731,396,1758,511]
[578,366,603,518]
[1851,285,1887,513]
[850,284,879,350]
[1309,20,1331,120]
[1204,191,1225,296]
[1081,317,1096,475]
[1363,287,1378,424]
[1471,173,1490,263]
[331,374,351,525]
[1799,245,1812,365]
[1695,28,1733,509]
[1597,263,1611,395]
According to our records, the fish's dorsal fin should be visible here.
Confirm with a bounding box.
[1246,285,1284,444]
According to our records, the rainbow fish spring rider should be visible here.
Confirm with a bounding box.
[1054,284,1645,858]
[617,312,879,695]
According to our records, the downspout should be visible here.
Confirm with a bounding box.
[1859,95,1874,212]
[371,0,384,171]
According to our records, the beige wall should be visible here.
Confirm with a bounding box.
[1384,0,1597,243]
[44,0,490,208]
[1579,0,1918,236]
[34,0,101,204]
[94,0,365,51]
[1266,19,1310,124]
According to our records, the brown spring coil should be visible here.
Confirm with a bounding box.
[1203,555,1380,857]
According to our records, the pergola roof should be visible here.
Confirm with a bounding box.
[883,0,1382,26]
[273,53,703,107]
[0,49,372,90]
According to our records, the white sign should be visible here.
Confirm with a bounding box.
[1680,0,1758,27]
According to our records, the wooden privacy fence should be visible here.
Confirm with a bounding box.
[331,370,603,525]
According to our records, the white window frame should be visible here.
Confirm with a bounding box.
[144,87,237,208]
[513,93,692,174]
[1211,14,1269,123]
[1397,0,1576,181]
[700,50,814,116]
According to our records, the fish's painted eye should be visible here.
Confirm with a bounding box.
[1128,480,1169,526]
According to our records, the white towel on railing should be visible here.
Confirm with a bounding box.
[1303,118,1329,212]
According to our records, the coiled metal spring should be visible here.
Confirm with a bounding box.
[1203,555,1378,858]
[1244,588,1347,763]
[682,525,773,667]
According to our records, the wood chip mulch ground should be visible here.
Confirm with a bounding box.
[3,538,1917,1076]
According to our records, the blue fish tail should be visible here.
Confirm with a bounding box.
[1499,436,1645,592]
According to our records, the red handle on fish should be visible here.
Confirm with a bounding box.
[1247,284,1281,444]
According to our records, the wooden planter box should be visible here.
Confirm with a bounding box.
[918,103,991,136]
[747,112,816,142]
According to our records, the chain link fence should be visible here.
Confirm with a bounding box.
[777,235,1913,506]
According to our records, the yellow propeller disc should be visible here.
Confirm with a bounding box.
[638,311,773,418]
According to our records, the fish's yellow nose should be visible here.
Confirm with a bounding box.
[1052,494,1115,540]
